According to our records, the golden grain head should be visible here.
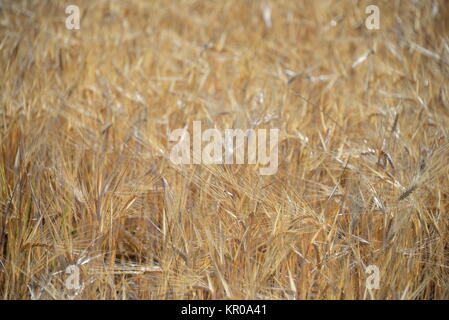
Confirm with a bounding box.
[0,0,448,300]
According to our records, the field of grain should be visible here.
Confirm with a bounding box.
[1,0,448,299]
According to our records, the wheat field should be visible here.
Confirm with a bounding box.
[0,0,448,300]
